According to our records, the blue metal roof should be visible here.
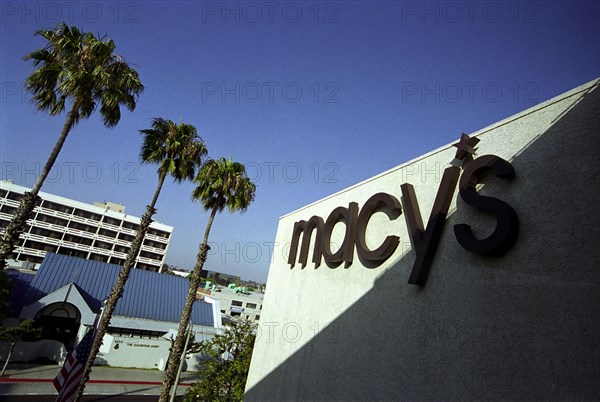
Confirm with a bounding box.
[6,269,35,317]
[17,253,213,326]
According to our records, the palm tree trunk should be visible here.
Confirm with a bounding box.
[0,342,16,377]
[74,173,166,402]
[0,103,79,270]
[159,205,218,402]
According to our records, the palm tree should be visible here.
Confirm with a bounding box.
[0,23,143,270]
[75,119,207,401]
[159,158,256,401]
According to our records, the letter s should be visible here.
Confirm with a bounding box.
[454,155,519,255]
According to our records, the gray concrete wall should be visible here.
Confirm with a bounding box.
[245,79,600,400]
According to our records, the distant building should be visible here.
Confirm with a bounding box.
[3,253,220,370]
[0,181,172,271]
[202,269,240,286]
[197,283,263,322]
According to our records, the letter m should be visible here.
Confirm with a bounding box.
[287,216,324,268]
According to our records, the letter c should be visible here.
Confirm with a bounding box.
[354,193,402,266]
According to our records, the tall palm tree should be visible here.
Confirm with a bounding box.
[0,23,143,270]
[75,119,207,401]
[159,158,256,401]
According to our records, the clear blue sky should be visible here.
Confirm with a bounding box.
[1,1,598,282]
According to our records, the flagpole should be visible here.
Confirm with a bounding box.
[73,300,106,402]
[170,323,193,402]
[54,304,103,402]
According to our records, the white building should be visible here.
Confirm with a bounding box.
[3,253,221,370]
[198,283,264,322]
[245,79,600,400]
[0,181,172,271]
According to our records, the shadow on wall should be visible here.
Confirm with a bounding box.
[245,84,600,401]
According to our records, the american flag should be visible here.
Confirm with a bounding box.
[54,325,96,402]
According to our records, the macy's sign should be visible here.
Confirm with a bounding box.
[287,134,519,285]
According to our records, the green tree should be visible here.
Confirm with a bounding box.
[159,158,256,401]
[183,320,256,402]
[0,23,144,270]
[0,320,42,376]
[76,119,206,400]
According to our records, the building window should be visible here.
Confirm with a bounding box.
[123,222,139,231]
[63,234,92,246]
[94,240,113,250]
[6,192,22,201]
[103,217,121,226]
[0,205,17,215]
[255,315,260,321]
[231,300,243,307]
[57,247,87,259]
[246,303,257,309]
[118,233,135,242]
[91,253,108,262]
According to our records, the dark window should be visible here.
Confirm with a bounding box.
[23,240,57,253]
[140,250,162,260]
[63,234,92,246]
[114,245,129,253]
[103,217,121,226]
[0,205,17,215]
[42,201,73,214]
[38,215,68,226]
[57,247,87,259]
[30,227,62,239]
[91,253,108,262]
[118,232,135,242]
[94,240,113,250]
[99,228,117,238]
[7,192,22,201]
[255,315,260,321]
[20,254,43,264]
[231,300,243,307]
[122,221,139,231]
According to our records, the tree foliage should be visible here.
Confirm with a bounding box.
[77,118,206,400]
[159,159,256,401]
[183,320,256,402]
[0,22,143,270]
[0,320,42,376]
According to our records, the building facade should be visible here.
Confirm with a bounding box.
[245,79,600,400]
[197,283,263,322]
[0,181,172,271]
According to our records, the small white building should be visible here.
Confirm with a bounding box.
[198,283,264,322]
[3,253,221,371]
